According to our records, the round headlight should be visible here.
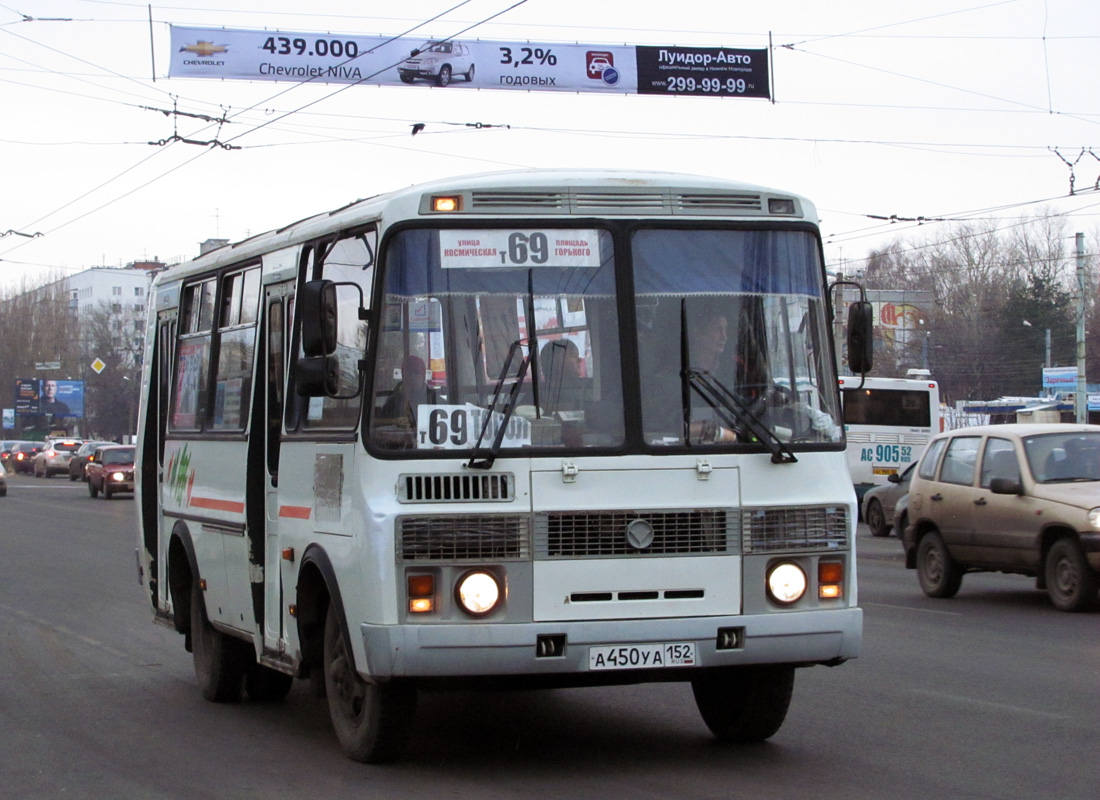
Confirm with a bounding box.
[111,471,126,481]
[1088,507,1100,530]
[456,571,500,616]
[767,562,807,605]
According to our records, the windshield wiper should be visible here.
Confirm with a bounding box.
[685,368,797,464]
[466,339,531,470]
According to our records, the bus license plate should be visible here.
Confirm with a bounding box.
[588,642,696,671]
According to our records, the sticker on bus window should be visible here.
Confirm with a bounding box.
[438,229,602,269]
[416,404,531,449]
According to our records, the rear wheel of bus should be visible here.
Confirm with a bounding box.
[691,665,795,742]
[323,603,416,763]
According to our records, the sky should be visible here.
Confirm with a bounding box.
[2,0,1100,291]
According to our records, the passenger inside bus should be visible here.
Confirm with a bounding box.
[379,355,436,429]
[538,338,588,446]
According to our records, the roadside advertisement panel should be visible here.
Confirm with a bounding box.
[169,26,769,99]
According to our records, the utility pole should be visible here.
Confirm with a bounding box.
[1075,233,1087,423]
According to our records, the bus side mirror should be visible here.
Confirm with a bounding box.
[296,356,338,397]
[296,279,339,397]
[300,279,338,357]
[847,301,874,374]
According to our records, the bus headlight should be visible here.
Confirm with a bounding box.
[456,571,500,616]
[766,562,807,605]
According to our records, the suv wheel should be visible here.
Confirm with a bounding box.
[435,65,452,87]
[917,531,963,598]
[1045,538,1100,612]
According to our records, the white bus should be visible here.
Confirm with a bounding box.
[839,375,940,500]
[135,169,871,762]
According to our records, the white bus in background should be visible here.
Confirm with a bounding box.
[135,169,873,763]
[839,374,941,501]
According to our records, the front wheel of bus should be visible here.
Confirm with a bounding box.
[323,603,416,763]
[191,582,250,702]
[691,665,795,743]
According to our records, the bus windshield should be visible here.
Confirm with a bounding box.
[368,225,841,454]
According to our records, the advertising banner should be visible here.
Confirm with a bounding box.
[169,26,769,99]
[1043,366,1077,390]
[12,379,84,419]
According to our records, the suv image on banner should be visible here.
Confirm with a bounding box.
[903,423,1100,612]
[398,41,475,87]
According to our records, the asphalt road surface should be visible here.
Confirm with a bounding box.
[1,474,1096,799]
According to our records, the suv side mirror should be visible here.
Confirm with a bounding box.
[989,477,1024,496]
[847,300,874,374]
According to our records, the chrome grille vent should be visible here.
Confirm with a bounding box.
[742,506,849,553]
[534,509,736,558]
[470,191,567,211]
[676,193,763,212]
[397,515,530,561]
[398,473,515,503]
[572,191,668,210]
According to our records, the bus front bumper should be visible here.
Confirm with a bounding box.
[358,607,862,681]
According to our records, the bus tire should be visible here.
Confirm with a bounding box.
[916,531,963,598]
[191,582,250,702]
[323,603,416,763]
[691,665,795,743]
[245,664,294,702]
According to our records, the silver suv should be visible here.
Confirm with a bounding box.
[903,423,1100,611]
[398,41,475,87]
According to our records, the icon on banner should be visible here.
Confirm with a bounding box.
[586,51,614,79]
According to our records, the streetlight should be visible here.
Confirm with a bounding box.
[1022,320,1051,368]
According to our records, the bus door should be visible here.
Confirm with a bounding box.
[261,278,294,651]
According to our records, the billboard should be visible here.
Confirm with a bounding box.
[13,379,85,419]
[169,26,770,99]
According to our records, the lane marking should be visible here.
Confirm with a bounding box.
[909,688,1069,720]
[862,601,962,616]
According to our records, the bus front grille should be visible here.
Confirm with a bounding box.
[741,506,849,553]
[398,472,515,503]
[397,514,530,561]
[534,509,736,558]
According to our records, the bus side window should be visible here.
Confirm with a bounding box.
[300,229,376,430]
[171,278,215,431]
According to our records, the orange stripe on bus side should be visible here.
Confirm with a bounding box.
[279,505,312,519]
[189,496,246,514]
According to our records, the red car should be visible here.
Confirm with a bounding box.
[86,445,136,499]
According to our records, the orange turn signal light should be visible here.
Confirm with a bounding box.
[408,574,435,613]
[818,561,844,599]
[431,195,461,212]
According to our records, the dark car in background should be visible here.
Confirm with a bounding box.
[0,440,23,471]
[861,462,915,537]
[86,445,136,499]
[904,423,1100,612]
[10,441,43,474]
[68,440,116,481]
[0,461,7,497]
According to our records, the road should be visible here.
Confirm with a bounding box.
[1,473,1096,800]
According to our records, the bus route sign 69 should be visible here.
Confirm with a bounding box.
[416,404,531,449]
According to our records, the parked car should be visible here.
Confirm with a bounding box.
[862,462,915,537]
[398,40,475,86]
[68,440,116,481]
[33,438,85,477]
[0,461,7,497]
[86,445,136,499]
[10,441,43,474]
[903,423,1100,612]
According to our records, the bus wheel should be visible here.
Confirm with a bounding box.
[691,665,795,742]
[323,603,416,763]
[245,664,294,702]
[191,582,249,702]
